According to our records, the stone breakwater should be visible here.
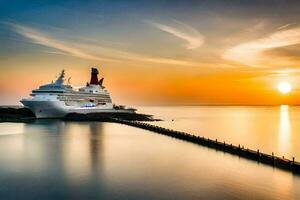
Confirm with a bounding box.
[0,107,159,122]
[111,118,300,175]
[0,107,35,122]
[64,112,159,121]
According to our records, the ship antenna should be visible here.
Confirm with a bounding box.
[61,69,65,78]
[67,77,71,84]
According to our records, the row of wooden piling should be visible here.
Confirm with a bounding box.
[111,118,300,175]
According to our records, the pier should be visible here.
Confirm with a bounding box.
[111,118,300,175]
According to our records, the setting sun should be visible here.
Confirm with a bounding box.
[277,82,292,94]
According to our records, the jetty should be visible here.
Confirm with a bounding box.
[110,118,300,175]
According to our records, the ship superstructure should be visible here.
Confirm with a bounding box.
[21,67,134,118]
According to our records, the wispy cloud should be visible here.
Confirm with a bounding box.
[246,21,265,33]
[277,23,294,30]
[7,22,198,66]
[223,27,300,67]
[147,20,204,50]
[9,23,116,62]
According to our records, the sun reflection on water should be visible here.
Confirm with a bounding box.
[279,105,291,156]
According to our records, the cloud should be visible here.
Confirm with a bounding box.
[277,23,294,30]
[7,22,198,66]
[223,27,300,67]
[147,20,204,49]
[75,42,198,66]
[245,21,265,33]
[9,23,116,62]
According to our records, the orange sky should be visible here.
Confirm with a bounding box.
[1,1,300,105]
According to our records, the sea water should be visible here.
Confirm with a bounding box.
[0,106,299,199]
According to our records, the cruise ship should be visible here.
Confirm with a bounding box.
[21,67,135,118]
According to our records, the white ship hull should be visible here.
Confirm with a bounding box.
[21,100,68,118]
[21,99,134,118]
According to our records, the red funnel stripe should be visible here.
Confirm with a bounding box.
[90,68,99,85]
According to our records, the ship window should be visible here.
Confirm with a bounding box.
[90,90,93,93]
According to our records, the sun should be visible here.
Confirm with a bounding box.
[277,81,292,94]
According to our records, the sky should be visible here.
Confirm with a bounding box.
[1,0,300,105]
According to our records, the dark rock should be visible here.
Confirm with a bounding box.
[0,106,161,122]
[64,112,160,122]
[0,107,35,122]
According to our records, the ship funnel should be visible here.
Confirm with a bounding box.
[90,68,99,85]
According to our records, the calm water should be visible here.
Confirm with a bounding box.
[0,106,300,199]
[139,105,300,159]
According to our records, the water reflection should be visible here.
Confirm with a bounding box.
[62,122,104,183]
[138,106,300,159]
[1,118,300,199]
[0,123,25,136]
[19,121,105,184]
[0,123,25,167]
[279,105,291,156]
